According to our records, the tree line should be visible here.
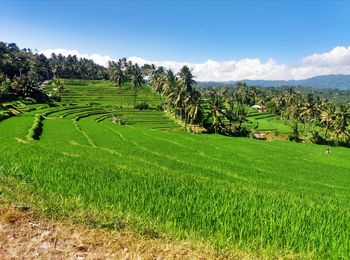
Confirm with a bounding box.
[108,60,350,147]
[0,41,107,101]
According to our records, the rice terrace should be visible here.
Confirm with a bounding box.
[1,1,350,259]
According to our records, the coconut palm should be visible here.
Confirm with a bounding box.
[111,66,125,107]
[320,103,336,142]
[168,81,187,119]
[178,65,196,93]
[185,89,203,126]
[207,92,225,134]
[332,104,350,143]
[224,97,235,132]
[150,67,165,103]
[234,104,248,130]
[300,93,320,121]
[130,64,143,107]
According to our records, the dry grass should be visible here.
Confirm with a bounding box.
[0,205,251,259]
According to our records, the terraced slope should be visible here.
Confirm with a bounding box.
[1,80,350,258]
[247,111,292,135]
[56,80,160,106]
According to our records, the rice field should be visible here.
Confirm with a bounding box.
[1,80,350,258]
[247,111,292,135]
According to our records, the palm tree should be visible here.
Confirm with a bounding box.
[300,93,320,122]
[168,81,187,119]
[320,103,336,142]
[332,104,350,143]
[150,67,165,103]
[178,65,196,93]
[111,65,125,107]
[207,92,225,134]
[130,64,143,107]
[224,97,235,132]
[163,69,177,111]
[235,82,250,105]
[185,89,203,126]
[234,105,248,130]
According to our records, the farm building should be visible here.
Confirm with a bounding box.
[251,104,267,112]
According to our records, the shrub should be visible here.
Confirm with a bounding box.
[135,101,150,110]
[112,115,128,125]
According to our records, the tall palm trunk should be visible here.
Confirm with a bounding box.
[120,86,123,107]
[134,88,137,107]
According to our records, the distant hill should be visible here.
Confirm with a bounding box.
[198,74,350,89]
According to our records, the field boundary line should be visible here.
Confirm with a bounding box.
[106,127,127,141]
[72,119,96,147]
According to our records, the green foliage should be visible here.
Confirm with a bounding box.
[0,73,11,96]
[134,101,150,110]
[113,115,128,125]
[51,77,65,94]
[288,121,301,142]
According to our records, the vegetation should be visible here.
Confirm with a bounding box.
[1,80,350,258]
[0,41,107,102]
[1,41,350,258]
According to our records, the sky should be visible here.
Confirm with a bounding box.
[1,0,350,81]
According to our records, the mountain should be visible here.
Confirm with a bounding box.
[198,74,350,89]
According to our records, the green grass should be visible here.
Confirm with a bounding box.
[0,80,349,258]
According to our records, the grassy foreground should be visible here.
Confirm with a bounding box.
[1,80,350,258]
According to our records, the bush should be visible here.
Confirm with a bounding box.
[135,101,150,110]
[230,125,251,137]
[289,122,302,142]
[112,115,128,125]
[304,129,330,145]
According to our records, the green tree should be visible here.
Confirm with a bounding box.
[52,77,65,94]
[0,73,11,98]
[186,89,203,125]
[130,64,143,107]
[207,93,225,134]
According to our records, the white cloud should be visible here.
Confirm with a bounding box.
[40,46,350,81]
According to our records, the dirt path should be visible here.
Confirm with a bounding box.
[0,205,234,259]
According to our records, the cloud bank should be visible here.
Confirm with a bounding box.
[40,46,350,81]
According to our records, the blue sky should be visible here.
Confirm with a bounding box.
[1,1,350,80]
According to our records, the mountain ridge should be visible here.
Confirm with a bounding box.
[198,74,350,89]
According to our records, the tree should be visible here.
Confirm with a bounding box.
[332,104,350,144]
[178,66,196,93]
[130,64,143,107]
[233,105,248,131]
[0,73,11,98]
[320,103,336,143]
[186,89,203,125]
[52,77,65,94]
[110,63,126,107]
[150,67,165,103]
[163,69,177,111]
[224,97,235,132]
[168,80,187,119]
[207,92,225,134]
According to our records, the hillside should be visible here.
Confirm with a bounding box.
[199,74,350,89]
[1,80,350,258]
